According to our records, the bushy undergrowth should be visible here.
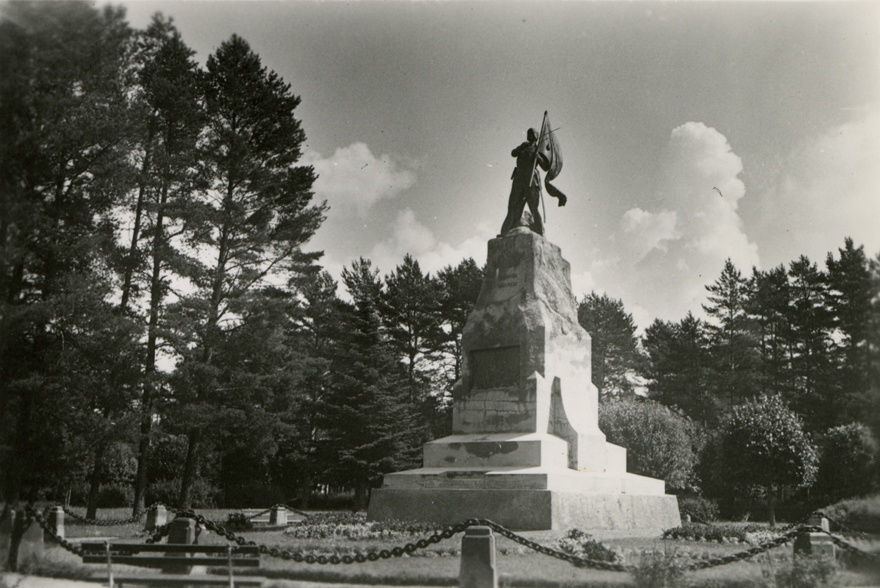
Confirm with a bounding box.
[678,495,720,522]
[225,512,254,531]
[283,512,443,541]
[629,547,686,588]
[555,529,621,563]
[663,522,774,544]
[822,494,880,534]
[760,554,838,588]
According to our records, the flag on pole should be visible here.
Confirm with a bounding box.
[537,111,567,206]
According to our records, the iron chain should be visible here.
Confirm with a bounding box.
[25,504,83,557]
[462,518,631,572]
[814,511,871,538]
[31,502,880,573]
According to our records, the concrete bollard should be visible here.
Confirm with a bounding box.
[684,514,692,523]
[270,505,288,526]
[145,504,167,531]
[164,516,197,574]
[0,509,15,568]
[459,526,498,588]
[8,510,44,571]
[46,506,64,541]
[793,515,835,559]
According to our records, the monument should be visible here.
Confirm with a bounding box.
[367,114,681,531]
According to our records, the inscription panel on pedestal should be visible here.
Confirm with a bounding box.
[471,346,520,389]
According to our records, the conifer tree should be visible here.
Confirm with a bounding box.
[825,238,873,404]
[172,34,325,507]
[320,259,422,509]
[786,256,836,431]
[126,14,207,513]
[577,292,642,399]
[0,0,135,504]
[747,265,792,396]
[643,313,717,423]
[702,259,762,406]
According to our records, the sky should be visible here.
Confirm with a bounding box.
[121,0,880,330]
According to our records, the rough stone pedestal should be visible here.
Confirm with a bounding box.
[368,228,680,531]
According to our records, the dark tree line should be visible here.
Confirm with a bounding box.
[0,0,488,511]
[580,240,880,516]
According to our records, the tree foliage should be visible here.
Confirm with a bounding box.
[598,399,700,493]
[577,292,642,399]
[711,394,818,525]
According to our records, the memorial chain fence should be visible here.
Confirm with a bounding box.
[10,501,879,575]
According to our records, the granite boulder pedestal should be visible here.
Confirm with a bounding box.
[368,228,681,531]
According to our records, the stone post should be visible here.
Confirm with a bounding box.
[270,506,287,526]
[793,515,835,559]
[164,516,197,574]
[145,504,167,531]
[459,526,497,588]
[8,510,44,571]
[44,506,64,542]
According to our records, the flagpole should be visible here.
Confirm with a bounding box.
[532,111,550,237]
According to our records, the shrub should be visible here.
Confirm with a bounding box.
[677,496,720,522]
[630,547,686,588]
[220,481,286,508]
[822,494,880,534]
[814,423,878,504]
[663,522,771,543]
[761,554,838,588]
[556,529,621,564]
[599,399,701,492]
[144,478,219,508]
[224,512,254,532]
[96,483,133,507]
[710,395,818,526]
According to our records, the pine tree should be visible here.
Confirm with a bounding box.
[320,259,422,509]
[702,259,762,406]
[825,238,873,403]
[577,292,642,399]
[643,313,717,423]
[0,0,135,504]
[382,254,444,400]
[173,34,325,507]
[748,265,793,396]
[786,256,836,431]
[126,14,207,513]
[430,258,484,435]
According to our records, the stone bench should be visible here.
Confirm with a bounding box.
[81,541,263,587]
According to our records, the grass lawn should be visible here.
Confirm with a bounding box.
[12,507,880,587]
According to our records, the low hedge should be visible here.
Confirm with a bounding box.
[822,494,880,534]
[663,522,772,544]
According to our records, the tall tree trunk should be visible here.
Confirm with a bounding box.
[132,184,167,514]
[767,489,777,528]
[119,141,152,313]
[4,392,32,506]
[86,443,107,519]
[179,430,201,509]
[353,480,368,512]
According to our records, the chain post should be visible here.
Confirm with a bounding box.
[105,540,115,588]
[460,526,498,588]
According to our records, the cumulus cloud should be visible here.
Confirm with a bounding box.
[622,207,679,261]
[758,109,880,264]
[603,122,760,325]
[369,208,492,276]
[302,143,416,217]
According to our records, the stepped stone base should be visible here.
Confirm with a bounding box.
[368,488,681,531]
[368,230,682,532]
